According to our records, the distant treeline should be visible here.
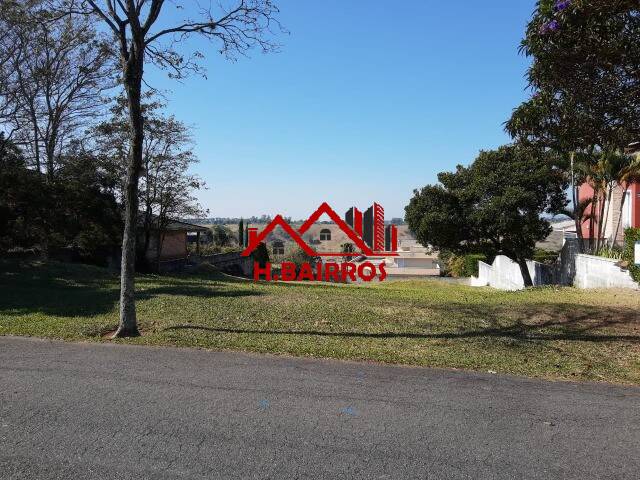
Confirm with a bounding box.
[197,216,289,225]
[194,216,406,226]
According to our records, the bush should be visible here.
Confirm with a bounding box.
[594,245,624,261]
[463,254,487,277]
[251,242,270,268]
[282,246,317,269]
[448,256,465,277]
[449,253,487,277]
[437,250,454,276]
[211,225,232,247]
[623,228,640,282]
[533,248,559,265]
[340,242,355,260]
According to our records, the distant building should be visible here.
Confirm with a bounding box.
[385,224,398,252]
[385,238,439,276]
[363,203,385,251]
[319,228,332,241]
[138,218,209,270]
[345,207,363,237]
[349,238,440,280]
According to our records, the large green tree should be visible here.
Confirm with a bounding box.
[522,0,640,147]
[405,145,567,287]
[507,0,640,251]
[0,134,122,260]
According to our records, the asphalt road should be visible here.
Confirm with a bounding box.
[1,337,639,479]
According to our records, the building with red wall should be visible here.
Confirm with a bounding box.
[578,181,640,245]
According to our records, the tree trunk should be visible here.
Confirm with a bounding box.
[575,213,585,253]
[570,152,584,253]
[517,258,534,288]
[45,134,56,181]
[155,229,163,272]
[142,204,153,271]
[596,188,607,251]
[113,43,145,338]
[588,192,598,253]
[612,185,629,246]
[600,184,613,247]
[33,122,41,173]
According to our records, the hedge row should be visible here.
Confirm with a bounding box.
[623,228,640,283]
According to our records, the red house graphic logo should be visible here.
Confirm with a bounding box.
[241,202,399,258]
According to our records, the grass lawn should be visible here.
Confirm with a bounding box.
[1,260,639,384]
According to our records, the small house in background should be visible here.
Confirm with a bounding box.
[137,218,209,271]
[382,239,440,277]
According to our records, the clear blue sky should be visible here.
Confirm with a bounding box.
[146,0,536,220]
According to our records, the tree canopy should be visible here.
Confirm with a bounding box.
[505,0,640,252]
[405,145,567,286]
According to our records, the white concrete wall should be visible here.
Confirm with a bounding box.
[574,254,638,290]
[472,249,639,291]
[470,255,549,291]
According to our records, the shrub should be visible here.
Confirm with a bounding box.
[533,248,559,265]
[282,246,317,269]
[437,250,454,276]
[448,256,465,278]
[463,254,487,277]
[190,243,221,255]
[623,228,640,282]
[340,242,355,260]
[211,225,232,247]
[251,242,270,268]
[449,253,487,277]
[594,245,624,261]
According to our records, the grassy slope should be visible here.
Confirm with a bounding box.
[1,260,639,384]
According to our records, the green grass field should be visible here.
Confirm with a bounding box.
[1,260,639,384]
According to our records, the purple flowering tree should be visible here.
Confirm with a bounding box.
[508,0,640,252]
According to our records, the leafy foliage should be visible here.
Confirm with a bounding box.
[211,225,232,248]
[340,242,355,261]
[623,228,640,282]
[283,247,318,270]
[532,248,559,265]
[507,1,640,252]
[405,144,567,286]
[251,242,270,269]
[446,254,488,278]
[0,136,122,263]
[518,0,640,152]
[595,245,624,261]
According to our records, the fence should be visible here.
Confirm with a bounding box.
[470,256,552,291]
[195,251,253,277]
[573,254,638,289]
[471,238,638,290]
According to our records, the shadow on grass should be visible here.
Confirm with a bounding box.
[162,324,640,343]
[143,285,263,298]
[0,261,261,318]
[163,301,640,344]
